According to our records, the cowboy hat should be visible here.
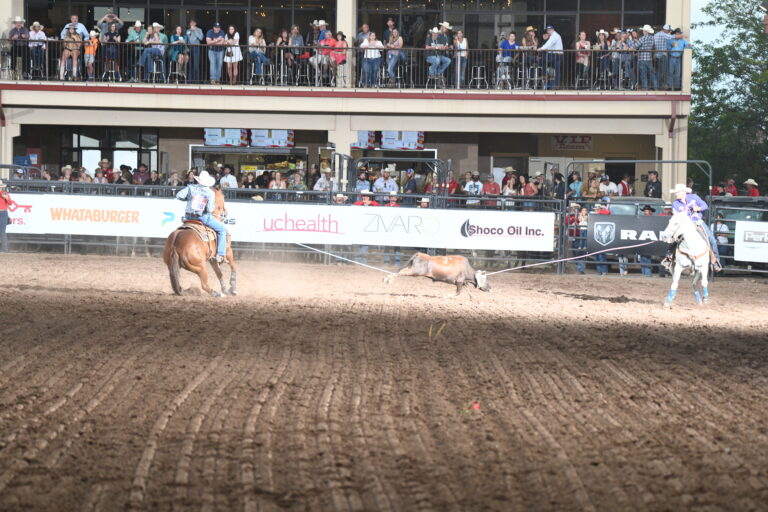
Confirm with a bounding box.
[504,166,516,173]
[669,183,688,194]
[334,193,347,200]
[430,27,439,34]
[152,22,164,30]
[744,178,758,186]
[662,23,672,31]
[317,20,327,26]
[12,16,24,23]
[569,202,581,209]
[195,170,216,187]
[641,204,656,213]
[471,170,480,176]
[61,164,73,171]
[596,29,609,37]
[420,197,431,203]
[439,21,452,30]
[31,21,42,28]
[525,26,537,32]
[642,24,654,33]
[592,203,605,210]
[89,30,98,38]
[133,20,143,27]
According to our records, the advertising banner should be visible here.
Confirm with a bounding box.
[7,193,555,251]
[734,221,768,263]
[250,130,295,148]
[352,131,375,150]
[587,215,669,256]
[381,131,425,150]
[203,129,249,146]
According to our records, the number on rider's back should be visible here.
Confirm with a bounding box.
[191,195,207,212]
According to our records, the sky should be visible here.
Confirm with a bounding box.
[690,0,722,45]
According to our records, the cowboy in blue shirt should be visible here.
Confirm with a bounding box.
[666,28,691,90]
[176,170,228,263]
[670,183,721,269]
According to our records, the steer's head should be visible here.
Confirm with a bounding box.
[475,270,491,292]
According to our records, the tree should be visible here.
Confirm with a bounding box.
[690,0,768,189]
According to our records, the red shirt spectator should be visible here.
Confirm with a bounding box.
[0,187,17,211]
[744,179,760,197]
[353,193,380,206]
[482,175,500,207]
[724,180,738,196]
[384,196,400,207]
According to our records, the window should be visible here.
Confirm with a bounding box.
[58,127,160,172]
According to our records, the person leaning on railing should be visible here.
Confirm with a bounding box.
[84,30,99,81]
[139,24,167,82]
[386,28,405,85]
[60,24,82,80]
[8,16,29,79]
[575,31,590,87]
[453,29,468,88]
[331,32,348,77]
[125,21,146,82]
[248,28,269,77]
[425,27,451,83]
[637,25,657,90]
[593,30,610,78]
[359,32,385,87]
[666,28,690,90]
[169,26,189,78]
[311,30,335,79]
[101,22,121,78]
[224,25,243,86]
[539,24,563,89]
[206,22,226,85]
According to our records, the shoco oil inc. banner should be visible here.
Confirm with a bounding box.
[7,193,555,251]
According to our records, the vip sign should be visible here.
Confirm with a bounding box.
[551,135,593,152]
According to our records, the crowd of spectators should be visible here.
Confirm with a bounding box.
[4,13,690,90]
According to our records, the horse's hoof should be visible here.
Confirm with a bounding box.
[210,290,220,298]
[229,289,238,296]
[663,301,672,309]
[702,297,710,304]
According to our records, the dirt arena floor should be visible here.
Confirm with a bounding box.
[1,252,768,511]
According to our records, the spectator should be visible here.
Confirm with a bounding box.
[241,172,256,188]
[539,25,563,89]
[60,14,88,40]
[255,170,271,188]
[644,170,662,198]
[206,22,226,85]
[568,173,583,200]
[724,178,739,196]
[482,172,500,207]
[28,22,47,75]
[465,171,483,206]
[501,166,517,189]
[331,32,348,75]
[418,197,431,208]
[353,190,380,206]
[593,29,610,77]
[386,28,405,85]
[305,20,320,47]
[638,204,656,276]
[372,169,398,202]
[224,25,243,85]
[618,174,633,196]
[184,170,197,186]
[599,175,618,197]
[97,11,123,34]
[453,29,468,87]
[139,25,167,82]
[566,203,586,274]
[334,193,347,204]
[667,28,690,90]
[126,21,146,82]
[219,166,237,188]
[712,181,726,196]
[289,173,307,191]
[552,172,566,200]
[575,31,590,86]
[9,16,29,79]
[382,17,396,42]
[84,30,99,81]
[360,32,385,87]
[654,24,673,89]
[133,163,150,184]
[383,193,402,265]
[248,28,269,77]
[744,179,760,197]
[534,172,549,197]
[317,20,329,42]
[60,24,83,80]
[637,25,657,90]
[711,213,730,259]
[520,26,539,69]
[313,169,336,191]
[582,176,600,200]
[169,26,189,75]
[402,169,418,202]
[498,32,518,65]
[185,20,204,82]
[145,170,162,186]
[311,30,336,79]
[0,180,17,252]
[285,25,304,69]
[167,171,182,186]
[95,158,111,178]
[425,27,451,84]
[356,24,371,46]
[101,22,121,77]
[355,171,371,192]
[592,201,611,275]
[518,174,539,210]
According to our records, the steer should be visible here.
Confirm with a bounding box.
[383,252,491,295]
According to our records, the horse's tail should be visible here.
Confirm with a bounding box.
[168,231,183,295]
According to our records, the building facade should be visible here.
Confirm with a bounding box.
[1,0,692,196]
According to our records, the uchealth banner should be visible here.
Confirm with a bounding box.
[7,193,556,252]
[587,215,670,257]
[735,221,768,263]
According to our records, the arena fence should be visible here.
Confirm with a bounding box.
[709,202,768,276]
[1,38,687,92]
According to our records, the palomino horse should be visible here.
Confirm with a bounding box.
[660,211,710,307]
[162,187,237,297]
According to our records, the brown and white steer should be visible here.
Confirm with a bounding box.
[384,252,491,295]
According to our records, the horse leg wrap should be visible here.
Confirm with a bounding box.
[229,272,238,294]
[694,290,702,304]
[666,289,677,303]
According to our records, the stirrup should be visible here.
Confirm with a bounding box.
[215,255,226,264]
[712,260,722,272]
[661,257,672,271]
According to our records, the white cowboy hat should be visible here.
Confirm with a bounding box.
[504,166,516,173]
[152,22,164,30]
[439,21,453,30]
[669,183,689,194]
[61,164,73,171]
[31,21,42,28]
[430,27,440,34]
[12,16,24,23]
[662,23,672,31]
[334,193,346,200]
[744,178,758,186]
[89,30,98,37]
[642,24,654,33]
[134,20,143,27]
[195,170,216,187]
[596,29,608,37]
[420,197,431,203]
[569,202,581,209]
[317,20,327,26]
[312,20,318,26]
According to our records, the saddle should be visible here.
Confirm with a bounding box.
[180,220,218,260]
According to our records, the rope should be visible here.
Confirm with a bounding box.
[295,243,395,275]
[485,240,662,276]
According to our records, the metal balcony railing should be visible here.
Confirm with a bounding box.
[0,38,689,92]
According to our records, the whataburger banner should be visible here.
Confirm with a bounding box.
[7,193,556,252]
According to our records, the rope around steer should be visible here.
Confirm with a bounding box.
[295,240,663,277]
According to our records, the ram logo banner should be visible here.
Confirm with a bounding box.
[593,222,616,246]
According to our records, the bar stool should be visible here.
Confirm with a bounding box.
[248,60,265,85]
[148,55,165,83]
[0,49,13,80]
[468,65,487,89]
[168,60,186,84]
[426,71,446,89]
[295,60,310,86]
[101,59,121,82]
[495,63,512,89]
[28,53,47,80]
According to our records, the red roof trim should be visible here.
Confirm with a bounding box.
[0,83,691,102]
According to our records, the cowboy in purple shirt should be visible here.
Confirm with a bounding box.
[669,183,721,269]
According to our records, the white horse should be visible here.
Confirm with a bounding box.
[660,211,711,307]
